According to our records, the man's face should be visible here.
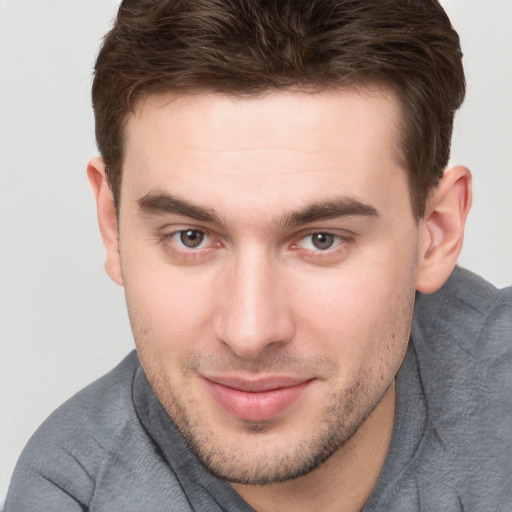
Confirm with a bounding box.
[117,89,423,484]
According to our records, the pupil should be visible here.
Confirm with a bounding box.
[180,230,204,248]
[313,233,334,250]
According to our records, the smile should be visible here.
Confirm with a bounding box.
[202,375,314,423]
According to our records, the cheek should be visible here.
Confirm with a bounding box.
[291,254,416,374]
[122,260,217,355]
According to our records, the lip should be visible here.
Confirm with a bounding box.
[202,375,314,422]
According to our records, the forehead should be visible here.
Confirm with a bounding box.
[127,86,401,153]
[121,88,409,221]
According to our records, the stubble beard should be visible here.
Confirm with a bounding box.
[129,279,415,486]
[144,356,395,486]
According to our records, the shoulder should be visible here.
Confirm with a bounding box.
[33,349,142,450]
[409,267,512,508]
[413,265,512,358]
[412,266,512,414]
[5,351,143,509]
[6,350,218,511]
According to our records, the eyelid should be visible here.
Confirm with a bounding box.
[155,224,355,265]
[169,228,211,250]
[297,232,343,250]
[156,225,224,264]
[157,222,210,238]
[292,228,354,246]
[288,229,356,263]
[161,226,214,245]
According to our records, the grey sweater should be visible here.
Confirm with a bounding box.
[5,267,512,511]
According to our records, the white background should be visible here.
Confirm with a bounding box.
[1,0,511,502]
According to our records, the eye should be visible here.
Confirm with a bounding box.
[170,229,210,249]
[290,231,354,264]
[178,229,206,248]
[299,232,341,251]
[157,227,222,265]
[310,233,336,250]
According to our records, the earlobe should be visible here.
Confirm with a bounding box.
[416,166,472,294]
[87,157,124,286]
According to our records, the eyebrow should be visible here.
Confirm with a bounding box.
[137,190,379,227]
[138,191,222,223]
[284,198,379,227]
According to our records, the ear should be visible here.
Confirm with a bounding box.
[87,157,124,286]
[416,166,472,294]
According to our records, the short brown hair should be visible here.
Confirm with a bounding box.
[92,0,465,218]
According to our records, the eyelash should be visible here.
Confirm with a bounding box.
[157,228,220,263]
[290,231,354,262]
[157,228,354,264]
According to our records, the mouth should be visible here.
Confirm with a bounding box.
[202,375,315,423]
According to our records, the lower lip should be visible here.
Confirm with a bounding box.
[204,379,313,422]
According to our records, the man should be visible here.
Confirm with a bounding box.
[5,0,512,510]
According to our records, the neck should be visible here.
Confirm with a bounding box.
[231,381,395,512]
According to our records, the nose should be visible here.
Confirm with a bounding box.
[213,247,296,360]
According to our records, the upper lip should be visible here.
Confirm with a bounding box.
[203,375,313,393]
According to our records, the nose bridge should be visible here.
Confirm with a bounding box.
[214,245,294,359]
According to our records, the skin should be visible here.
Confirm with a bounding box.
[89,88,471,511]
